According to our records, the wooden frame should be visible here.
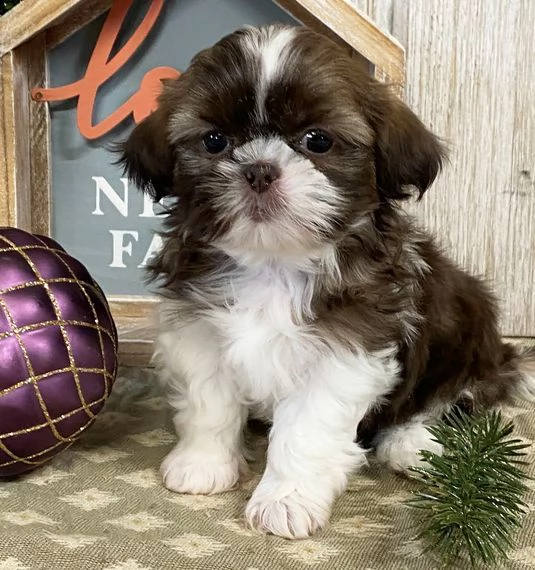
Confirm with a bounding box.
[0,0,405,365]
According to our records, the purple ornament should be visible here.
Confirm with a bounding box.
[0,228,118,477]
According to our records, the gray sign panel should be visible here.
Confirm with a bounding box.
[49,0,297,295]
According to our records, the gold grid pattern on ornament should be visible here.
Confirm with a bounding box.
[0,234,117,470]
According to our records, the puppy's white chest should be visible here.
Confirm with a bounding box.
[211,267,316,406]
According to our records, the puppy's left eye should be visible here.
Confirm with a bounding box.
[203,130,229,154]
[300,129,333,154]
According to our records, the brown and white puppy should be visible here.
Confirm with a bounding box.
[118,25,535,539]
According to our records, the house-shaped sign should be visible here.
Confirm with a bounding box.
[0,0,404,364]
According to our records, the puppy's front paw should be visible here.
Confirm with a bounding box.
[245,487,329,539]
[161,445,244,495]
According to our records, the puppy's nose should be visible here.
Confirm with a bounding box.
[244,162,281,193]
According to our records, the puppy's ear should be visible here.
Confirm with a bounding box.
[115,106,175,202]
[374,97,446,201]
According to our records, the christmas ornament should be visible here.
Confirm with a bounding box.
[0,227,118,476]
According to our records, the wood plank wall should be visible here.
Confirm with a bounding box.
[351,0,534,337]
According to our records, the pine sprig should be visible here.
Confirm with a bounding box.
[408,410,531,567]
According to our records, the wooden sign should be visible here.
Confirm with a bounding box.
[0,0,405,364]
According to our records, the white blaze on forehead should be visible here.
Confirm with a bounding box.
[240,26,297,119]
[258,27,296,87]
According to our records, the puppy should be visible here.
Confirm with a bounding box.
[118,25,535,539]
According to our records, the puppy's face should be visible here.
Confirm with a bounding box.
[120,26,444,261]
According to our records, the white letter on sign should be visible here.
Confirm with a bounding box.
[92,176,129,217]
[139,193,158,218]
[138,234,163,267]
[109,230,139,268]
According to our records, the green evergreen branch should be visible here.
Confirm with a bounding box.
[408,409,531,567]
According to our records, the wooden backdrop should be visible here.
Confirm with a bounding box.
[351,0,535,338]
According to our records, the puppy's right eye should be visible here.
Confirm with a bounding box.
[300,129,333,154]
[203,130,229,154]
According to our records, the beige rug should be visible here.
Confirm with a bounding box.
[1,367,535,570]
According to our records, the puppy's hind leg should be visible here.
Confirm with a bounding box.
[496,344,535,405]
[374,412,444,475]
[376,345,535,476]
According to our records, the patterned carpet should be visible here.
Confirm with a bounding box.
[1,366,535,570]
